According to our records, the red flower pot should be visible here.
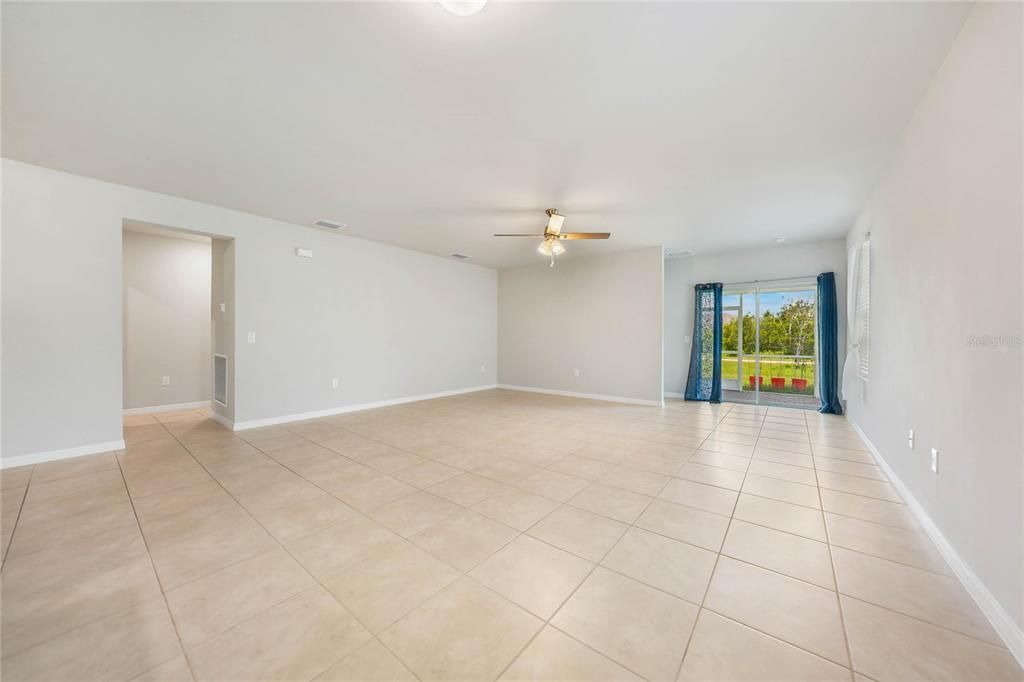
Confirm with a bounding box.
[770,377,786,389]
[792,378,808,390]
[748,376,764,387]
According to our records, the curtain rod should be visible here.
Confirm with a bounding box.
[722,274,819,288]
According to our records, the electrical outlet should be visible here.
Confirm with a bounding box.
[219,302,226,313]
[161,376,171,387]
[573,368,580,377]
[930,448,939,473]
[331,378,339,389]
[479,365,486,373]
[908,429,914,449]
[247,332,256,344]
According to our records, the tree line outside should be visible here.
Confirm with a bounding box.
[722,298,816,393]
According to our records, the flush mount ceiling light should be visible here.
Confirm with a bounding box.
[494,209,611,267]
[439,0,487,16]
[774,237,786,244]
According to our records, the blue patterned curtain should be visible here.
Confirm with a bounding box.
[817,272,843,414]
[684,283,723,403]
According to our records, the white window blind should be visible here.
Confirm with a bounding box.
[858,241,870,379]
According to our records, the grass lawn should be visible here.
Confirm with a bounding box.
[722,355,815,394]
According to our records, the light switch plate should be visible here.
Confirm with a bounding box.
[247,332,256,344]
[930,448,939,473]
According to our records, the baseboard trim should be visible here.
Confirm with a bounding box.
[1,439,127,470]
[849,419,1024,667]
[231,384,498,431]
[664,392,684,399]
[123,400,210,416]
[497,384,664,407]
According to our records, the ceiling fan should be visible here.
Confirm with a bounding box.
[494,209,611,266]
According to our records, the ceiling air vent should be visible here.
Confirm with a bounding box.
[450,253,471,260]
[314,219,346,230]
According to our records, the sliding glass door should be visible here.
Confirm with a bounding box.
[721,280,818,407]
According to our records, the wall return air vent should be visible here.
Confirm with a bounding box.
[213,354,228,407]
[450,253,471,260]
[314,219,346,230]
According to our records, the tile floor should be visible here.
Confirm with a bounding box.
[1,390,1020,681]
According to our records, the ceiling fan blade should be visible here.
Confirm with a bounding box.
[493,233,546,238]
[558,232,611,240]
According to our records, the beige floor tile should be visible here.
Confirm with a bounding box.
[602,527,716,603]
[165,546,315,643]
[471,535,593,618]
[746,458,819,486]
[722,519,835,588]
[552,567,698,680]
[2,524,149,595]
[757,438,812,455]
[132,481,236,525]
[658,478,738,516]
[813,445,874,463]
[411,509,517,571]
[2,551,162,657]
[527,505,628,562]
[335,476,418,512]
[842,596,1021,682]
[32,452,119,484]
[187,586,371,681]
[824,513,951,575]
[248,494,362,543]
[380,578,543,681]
[472,487,560,531]
[6,500,137,559]
[679,610,851,682]
[568,482,652,524]
[743,474,822,508]
[471,458,540,485]
[131,654,194,682]
[676,462,747,491]
[501,625,642,681]
[689,450,751,472]
[17,482,130,526]
[0,466,34,491]
[518,469,591,502]
[634,498,729,551]
[393,460,463,488]
[698,439,756,457]
[365,450,425,474]
[704,557,848,666]
[370,491,463,538]
[325,541,460,633]
[813,457,886,481]
[820,490,918,530]
[316,640,416,681]
[619,452,685,476]
[427,473,506,506]
[149,513,277,589]
[1,598,181,682]
[816,471,901,502]
[832,547,998,644]
[733,493,827,541]
[548,455,615,480]
[753,448,815,468]
[598,465,670,496]
[286,516,403,579]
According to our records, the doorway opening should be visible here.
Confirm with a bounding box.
[121,221,234,425]
[720,279,818,408]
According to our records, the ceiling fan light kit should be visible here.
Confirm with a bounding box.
[494,208,610,267]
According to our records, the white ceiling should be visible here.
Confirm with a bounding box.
[3,1,970,268]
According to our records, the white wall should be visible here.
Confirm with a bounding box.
[498,247,664,404]
[2,160,497,460]
[122,229,211,410]
[664,239,847,396]
[845,3,1022,632]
